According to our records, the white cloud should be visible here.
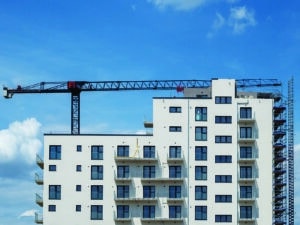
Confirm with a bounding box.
[148,0,207,11]
[0,118,42,164]
[19,209,37,218]
[228,6,256,34]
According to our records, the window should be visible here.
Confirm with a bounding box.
[169,126,182,132]
[240,127,253,138]
[49,165,56,171]
[169,146,181,158]
[91,145,103,160]
[195,206,207,220]
[215,155,232,163]
[195,127,207,141]
[76,165,82,172]
[169,205,181,218]
[76,145,82,152]
[91,185,103,199]
[143,205,155,218]
[117,145,129,157]
[240,107,252,119]
[195,186,207,200]
[195,146,207,160]
[76,185,81,192]
[143,166,155,178]
[48,205,56,212]
[240,166,252,179]
[49,145,61,160]
[215,195,232,203]
[91,165,103,180]
[240,146,253,158]
[215,136,232,143]
[76,205,81,212]
[240,206,252,219]
[49,185,61,200]
[117,205,129,218]
[215,175,232,183]
[117,185,129,198]
[169,106,182,113]
[169,186,181,198]
[91,205,103,220]
[215,116,232,123]
[195,107,207,121]
[215,215,232,222]
[240,186,252,199]
[117,166,129,178]
[143,146,155,158]
[143,186,155,198]
[169,166,181,178]
[195,166,207,180]
[215,96,232,104]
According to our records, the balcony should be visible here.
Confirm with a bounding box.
[35,173,43,185]
[36,154,44,169]
[141,217,184,223]
[238,217,256,223]
[114,173,132,183]
[35,193,43,207]
[114,153,158,164]
[238,192,256,203]
[35,212,43,224]
[238,155,256,163]
[141,176,184,184]
[238,115,256,124]
[167,197,185,204]
[114,192,158,203]
[167,154,184,164]
[238,135,256,144]
[114,212,132,222]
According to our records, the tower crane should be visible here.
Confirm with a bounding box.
[3,79,281,134]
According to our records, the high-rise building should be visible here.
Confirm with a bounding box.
[35,78,289,225]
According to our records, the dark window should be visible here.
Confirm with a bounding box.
[195,107,207,121]
[143,205,155,218]
[117,185,129,198]
[49,165,56,171]
[49,185,61,200]
[169,186,181,198]
[76,145,82,152]
[91,205,103,220]
[215,215,232,222]
[195,166,207,180]
[195,186,207,200]
[195,127,207,141]
[169,205,181,218]
[215,155,232,163]
[195,206,207,220]
[195,146,207,160]
[143,186,155,198]
[169,166,181,178]
[169,126,182,132]
[240,166,252,179]
[169,146,181,158]
[215,96,232,104]
[117,166,129,178]
[117,205,129,218]
[117,145,129,157]
[215,116,232,123]
[215,136,232,143]
[91,165,103,180]
[49,145,61,160]
[169,106,182,113]
[76,205,81,212]
[76,165,82,172]
[48,205,56,212]
[240,206,252,219]
[240,146,253,158]
[143,146,155,158]
[240,107,252,119]
[76,185,81,192]
[91,185,103,200]
[215,195,232,202]
[91,145,103,160]
[143,166,155,178]
[240,186,252,198]
[240,127,253,138]
[215,175,232,183]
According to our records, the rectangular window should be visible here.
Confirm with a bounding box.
[215,215,232,222]
[240,186,252,198]
[49,165,56,171]
[195,146,207,160]
[117,185,129,198]
[76,185,81,192]
[48,205,56,212]
[91,205,103,220]
[195,166,207,180]
[117,166,129,178]
[143,146,155,158]
[215,136,232,143]
[215,96,232,104]
[143,166,155,178]
[215,116,232,123]
[49,185,61,200]
[240,107,252,119]
[215,175,232,183]
[91,145,103,160]
[195,206,207,220]
[240,206,252,219]
[91,185,103,200]
[169,205,181,218]
[169,146,181,158]
[240,166,252,179]
[195,186,207,200]
[240,146,253,158]
[215,155,232,163]
[49,145,61,160]
[240,127,253,138]
[195,127,207,141]
[143,186,155,198]
[195,107,207,121]
[76,205,81,212]
[117,205,129,218]
[169,166,181,178]
[169,186,181,198]
[169,126,182,132]
[91,165,103,180]
[117,145,129,157]
[76,145,82,152]
[169,106,182,113]
[215,195,232,203]
[143,205,155,218]
[76,165,82,172]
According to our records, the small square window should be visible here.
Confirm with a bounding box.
[48,205,56,212]
[77,145,82,152]
[76,205,81,212]
[76,185,82,192]
[49,165,56,171]
[76,165,82,172]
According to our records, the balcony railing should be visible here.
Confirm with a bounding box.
[35,193,43,207]
[114,192,158,203]
[238,114,256,124]
[35,212,43,224]
[114,152,158,163]
[113,212,132,222]
[36,154,44,169]
[167,154,184,164]
[35,173,43,185]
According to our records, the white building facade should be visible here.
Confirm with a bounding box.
[36,79,281,225]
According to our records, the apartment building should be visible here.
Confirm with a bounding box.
[35,78,287,225]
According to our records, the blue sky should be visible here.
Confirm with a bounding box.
[0,0,299,224]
